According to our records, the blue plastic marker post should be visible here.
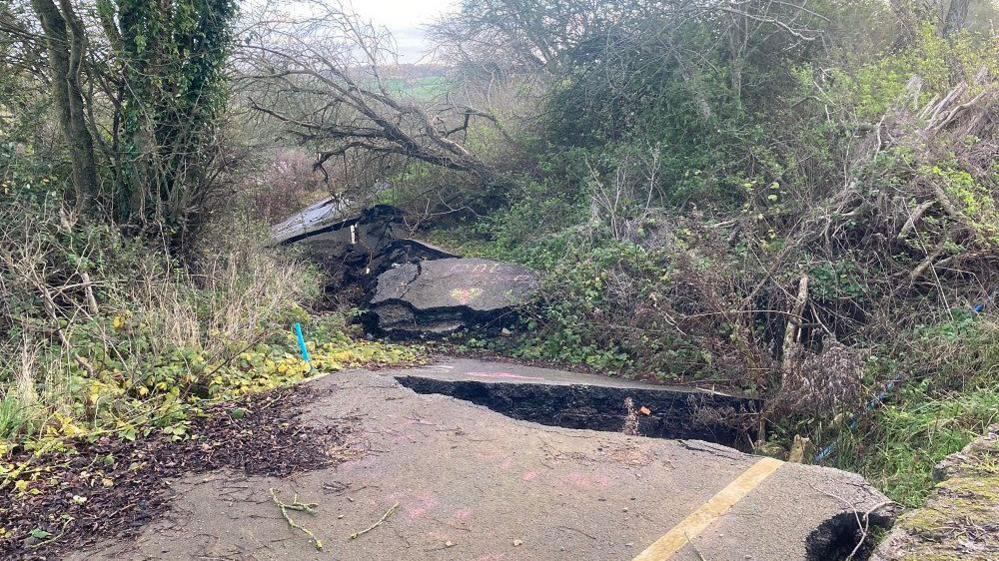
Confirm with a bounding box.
[293,323,311,364]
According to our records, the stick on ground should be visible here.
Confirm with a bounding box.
[270,488,323,551]
[349,502,400,540]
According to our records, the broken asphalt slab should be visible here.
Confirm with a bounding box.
[272,203,539,338]
[396,359,756,445]
[367,258,539,336]
[69,359,895,561]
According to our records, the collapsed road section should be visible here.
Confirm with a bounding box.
[70,359,897,561]
[395,359,755,447]
[273,202,540,336]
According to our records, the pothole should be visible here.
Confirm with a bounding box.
[806,509,897,561]
[394,375,758,449]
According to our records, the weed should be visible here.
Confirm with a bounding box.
[818,317,999,507]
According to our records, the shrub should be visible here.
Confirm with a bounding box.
[0,189,422,459]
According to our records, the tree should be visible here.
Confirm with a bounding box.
[105,0,239,246]
[942,0,970,36]
[29,0,98,206]
[433,0,828,133]
[19,0,238,248]
[238,2,499,187]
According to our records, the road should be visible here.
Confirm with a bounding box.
[71,359,894,561]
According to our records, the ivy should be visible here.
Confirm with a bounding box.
[109,0,238,246]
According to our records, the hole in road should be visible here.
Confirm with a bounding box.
[806,509,896,561]
[394,375,759,449]
[397,374,897,561]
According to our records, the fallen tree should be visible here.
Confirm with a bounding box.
[237,2,503,187]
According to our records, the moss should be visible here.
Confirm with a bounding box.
[900,507,953,538]
[893,468,999,560]
[901,494,994,535]
[937,475,999,503]
[900,554,975,561]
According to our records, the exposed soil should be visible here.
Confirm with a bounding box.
[1,386,358,561]
[395,374,757,449]
[807,510,897,561]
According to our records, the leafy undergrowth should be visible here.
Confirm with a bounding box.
[811,316,999,508]
[0,385,358,560]
[1,328,423,483]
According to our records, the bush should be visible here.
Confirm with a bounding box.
[0,189,422,459]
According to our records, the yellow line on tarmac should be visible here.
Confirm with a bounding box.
[631,457,784,561]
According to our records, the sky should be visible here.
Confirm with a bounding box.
[352,0,460,63]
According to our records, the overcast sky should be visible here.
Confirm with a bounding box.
[352,0,460,63]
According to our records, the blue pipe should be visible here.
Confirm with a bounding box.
[814,378,898,463]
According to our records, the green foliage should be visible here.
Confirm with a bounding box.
[0,322,420,450]
[537,0,831,210]
[924,164,999,245]
[0,397,28,449]
[511,240,646,369]
[107,0,239,244]
[0,192,424,462]
[436,222,718,375]
[808,259,867,303]
[821,25,999,121]
[822,316,999,506]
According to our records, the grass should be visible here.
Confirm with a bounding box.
[0,396,27,454]
[832,385,999,507]
[383,75,449,101]
[825,315,999,508]
[0,199,424,479]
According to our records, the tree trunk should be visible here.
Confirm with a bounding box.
[31,0,99,206]
[889,0,918,49]
[942,0,971,36]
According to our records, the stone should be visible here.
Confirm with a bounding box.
[872,425,999,561]
[787,434,812,464]
[366,257,539,336]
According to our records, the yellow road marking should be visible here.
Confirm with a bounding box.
[631,457,784,561]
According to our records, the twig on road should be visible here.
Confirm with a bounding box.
[349,502,400,540]
[270,488,323,551]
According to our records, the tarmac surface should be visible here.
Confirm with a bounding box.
[400,358,699,389]
[70,359,894,561]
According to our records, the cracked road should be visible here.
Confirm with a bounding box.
[70,359,894,561]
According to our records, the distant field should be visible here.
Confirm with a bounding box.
[383,75,450,101]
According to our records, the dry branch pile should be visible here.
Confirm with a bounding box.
[806,67,999,293]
